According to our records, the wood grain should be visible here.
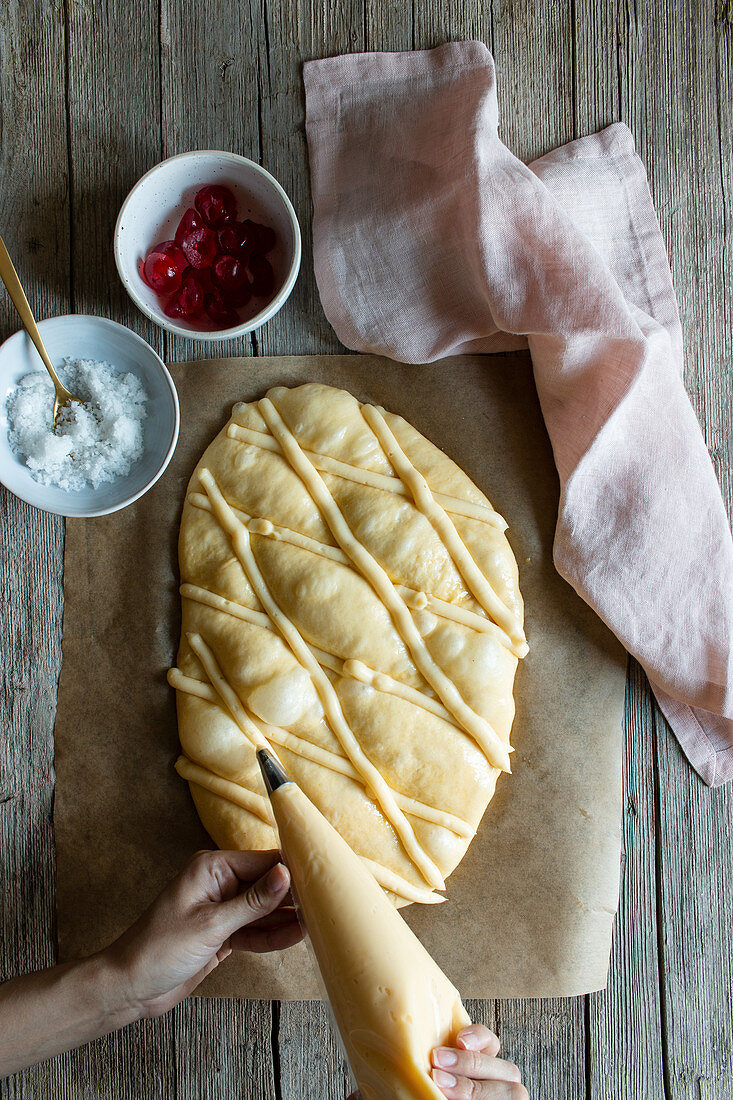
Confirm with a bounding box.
[573,5,669,1098]
[1,0,731,1097]
[0,3,67,1099]
[631,2,733,1098]
[586,663,666,1100]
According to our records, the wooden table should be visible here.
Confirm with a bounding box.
[1,2,731,1097]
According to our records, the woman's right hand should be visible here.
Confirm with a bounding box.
[103,849,302,1019]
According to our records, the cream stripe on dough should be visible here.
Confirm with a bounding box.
[361,404,526,649]
[198,467,446,891]
[168,666,474,840]
[175,756,443,906]
[226,422,507,529]
[178,581,470,734]
[186,491,523,656]
[257,398,511,774]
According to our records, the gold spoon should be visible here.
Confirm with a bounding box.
[0,234,79,425]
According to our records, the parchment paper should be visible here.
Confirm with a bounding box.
[55,353,626,999]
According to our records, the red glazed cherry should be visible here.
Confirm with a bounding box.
[212,254,248,293]
[222,281,252,309]
[174,208,204,245]
[164,273,204,319]
[242,219,276,255]
[181,264,213,293]
[204,292,239,328]
[180,225,217,269]
[195,185,237,229]
[153,239,187,272]
[143,251,182,293]
[217,221,255,257]
[249,254,275,297]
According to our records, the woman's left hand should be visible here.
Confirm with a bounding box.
[430,1024,528,1098]
[347,1024,528,1099]
[103,849,303,1019]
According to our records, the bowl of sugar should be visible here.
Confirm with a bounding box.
[0,315,179,517]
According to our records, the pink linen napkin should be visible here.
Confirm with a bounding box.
[303,41,733,786]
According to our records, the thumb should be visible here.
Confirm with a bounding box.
[213,862,291,937]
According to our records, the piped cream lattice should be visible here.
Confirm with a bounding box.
[169,383,527,906]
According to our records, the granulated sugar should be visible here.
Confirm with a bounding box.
[6,357,148,492]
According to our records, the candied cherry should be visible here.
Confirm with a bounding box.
[249,254,275,297]
[217,221,254,257]
[174,208,204,245]
[195,185,237,229]
[181,264,214,293]
[180,225,217,269]
[222,281,252,309]
[153,239,187,271]
[212,254,249,293]
[204,292,239,328]
[164,273,204,319]
[143,251,182,293]
[242,219,276,255]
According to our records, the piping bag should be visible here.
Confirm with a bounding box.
[257,748,471,1100]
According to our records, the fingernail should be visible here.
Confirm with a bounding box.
[457,1028,481,1050]
[433,1048,457,1068]
[432,1068,456,1088]
[265,863,288,893]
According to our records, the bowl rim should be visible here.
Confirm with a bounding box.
[113,150,302,342]
[0,314,181,518]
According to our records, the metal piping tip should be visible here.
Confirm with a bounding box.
[257,748,292,795]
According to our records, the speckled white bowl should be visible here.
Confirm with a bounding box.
[114,150,301,341]
[0,315,179,517]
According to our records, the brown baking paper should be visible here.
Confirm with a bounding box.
[54,353,625,999]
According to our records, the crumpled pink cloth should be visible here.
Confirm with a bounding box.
[304,41,733,785]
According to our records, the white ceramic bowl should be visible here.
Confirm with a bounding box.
[114,151,301,341]
[0,315,179,518]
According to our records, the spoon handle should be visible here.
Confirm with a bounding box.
[0,234,69,393]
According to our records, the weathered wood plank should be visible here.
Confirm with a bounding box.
[159,0,262,365]
[63,0,163,363]
[47,1019,176,1100]
[632,1,733,1097]
[279,1001,352,1100]
[0,491,64,1100]
[364,0,413,52]
[586,664,666,1100]
[572,3,668,1098]
[495,998,586,1098]
[172,998,276,1100]
[413,0,494,55]
[0,2,68,1098]
[16,1,177,1095]
[654,721,733,1100]
[489,0,576,163]
[252,0,349,359]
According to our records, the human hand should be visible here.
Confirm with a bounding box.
[345,1025,527,1099]
[430,1024,528,1098]
[102,849,303,1019]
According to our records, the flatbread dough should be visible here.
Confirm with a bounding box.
[169,383,527,905]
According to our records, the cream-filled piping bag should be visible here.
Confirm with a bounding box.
[257,748,471,1100]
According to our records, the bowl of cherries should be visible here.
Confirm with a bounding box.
[114,151,301,340]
